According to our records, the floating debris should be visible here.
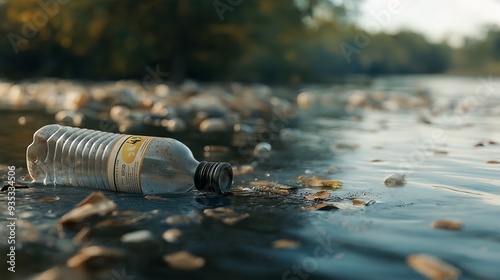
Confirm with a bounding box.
[31,266,86,280]
[67,246,124,272]
[432,220,463,231]
[304,190,330,201]
[271,239,300,249]
[486,160,500,164]
[37,196,60,202]
[203,207,250,225]
[145,195,169,201]
[165,213,202,225]
[59,192,117,227]
[351,198,376,206]
[303,203,338,211]
[434,150,448,155]
[384,174,406,187]
[371,159,383,162]
[162,229,182,243]
[163,251,205,271]
[298,176,342,189]
[407,254,460,280]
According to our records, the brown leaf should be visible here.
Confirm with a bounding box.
[249,180,274,187]
[304,190,330,201]
[37,196,60,202]
[73,227,92,246]
[487,160,500,164]
[59,192,117,227]
[303,202,338,211]
[351,198,376,206]
[203,207,249,225]
[67,246,124,272]
[432,220,463,231]
[371,159,383,162]
[271,239,300,249]
[145,195,169,200]
[163,251,205,271]
[32,266,87,280]
[299,176,342,189]
[407,254,460,280]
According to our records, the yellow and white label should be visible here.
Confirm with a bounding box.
[107,135,154,193]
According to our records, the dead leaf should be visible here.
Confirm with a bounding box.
[59,192,117,227]
[304,190,330,201]
[432,220,463,231]
[203,207,250,225]
[67,246,124,272]
[407,254,460,280]
[299,176,342,189]
[222,213,250,225]
[271,239,300,249]
[94,211,146,228]
[37,196,60,202]
[487,160,500,164]
[352,198,376,206]
[73,227,92,246]
[249,180,274,187]
[303,203,338,211]
[371,159,383,162]
[474,142,484,147]
[488,140,497,145]
[434,150,448,155]
[145,195,169,200]
[32,266,87,280]
[165,213,202,225]
[163,251,205,271]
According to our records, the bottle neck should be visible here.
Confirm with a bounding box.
[194,161,233,194]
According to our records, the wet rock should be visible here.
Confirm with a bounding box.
[384,174,406,187]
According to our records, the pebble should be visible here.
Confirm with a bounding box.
[120,230,155,244]
[384,174,406,187]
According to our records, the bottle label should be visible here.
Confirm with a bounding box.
[107,135,154,193]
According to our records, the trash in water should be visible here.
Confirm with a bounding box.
[27,124,233,194]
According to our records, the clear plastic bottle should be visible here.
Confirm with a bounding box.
[26,124,233,194]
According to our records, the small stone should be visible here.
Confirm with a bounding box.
[384,174,406,187]
[163,251,205,271]
[120,230,155,244]
[162,229,182,242]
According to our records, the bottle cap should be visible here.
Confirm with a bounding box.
[194,161,233,194]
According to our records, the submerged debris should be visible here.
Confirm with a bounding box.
[203,207,250,225]
[432,220,463,231]
[407,254,461,280]
[163,251,205,271]
[59,192,117,227]
[66,246,125,272]
[271,239,300,249]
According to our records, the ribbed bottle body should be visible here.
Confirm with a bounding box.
[26,125,199,194]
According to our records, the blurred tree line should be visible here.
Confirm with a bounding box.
[0,0,496,84]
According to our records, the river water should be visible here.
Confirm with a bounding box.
[0,75,499,279]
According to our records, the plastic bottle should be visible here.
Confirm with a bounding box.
[26,124,233,194]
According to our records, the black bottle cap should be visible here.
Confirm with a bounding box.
[194,161,233,194]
